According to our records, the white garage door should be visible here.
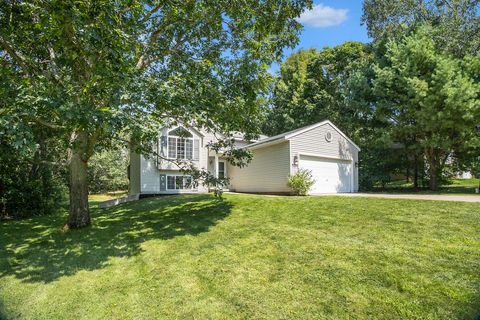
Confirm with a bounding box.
[299,155,353,193]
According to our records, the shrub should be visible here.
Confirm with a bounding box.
[287,169,315,196]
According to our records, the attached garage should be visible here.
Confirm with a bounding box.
[299,155,353,193]
[228,120,360,195]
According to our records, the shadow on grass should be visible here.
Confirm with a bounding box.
[0,194,232,283]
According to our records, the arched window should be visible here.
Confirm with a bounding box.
[167,127,198,160]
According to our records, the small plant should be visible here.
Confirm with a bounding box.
[287,169,315,196]
[204,175,229,199]
[212,187,224,198]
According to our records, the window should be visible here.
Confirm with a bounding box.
[169,127,192,138]
[218,161,225,179]
[175,176,184,189]
[166,175,194,190]
[185,139,193,159]
[168,137,177,158]
[184,176,192,188]
[167,175,175,189]
[166,127,198,160]
[177,138,185,159]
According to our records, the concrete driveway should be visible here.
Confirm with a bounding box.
[315,193,480,203]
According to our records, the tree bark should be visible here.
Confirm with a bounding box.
[67,131,90,228]
[429,169,439,191]
[426,149,441,191]
[413,154,419,189]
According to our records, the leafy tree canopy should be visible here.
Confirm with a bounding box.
[362,0,480,56]
[0,0,311,227]
[265,42,374,138]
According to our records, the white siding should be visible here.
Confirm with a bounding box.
[353,147,359,191]
[140,155,160,192]
[289,123,359,191]
[228,141,291,193]
[202,130,218,171]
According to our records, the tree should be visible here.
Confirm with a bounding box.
[263,48,318,135]
[373,26,480,190]
[266,42,373,137]
[0,118,66,218]
[362,0,480,57]
[88,149,129,194]
[0,0,311,228]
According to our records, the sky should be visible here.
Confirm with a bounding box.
[270,0,371,73]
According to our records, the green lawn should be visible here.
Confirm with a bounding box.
[375,178,480,195]
[1,194,479,319]
[88,190,128,204]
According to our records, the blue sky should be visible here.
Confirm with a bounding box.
[270,1,370,73]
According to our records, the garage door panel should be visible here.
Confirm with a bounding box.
[299,156,352,194]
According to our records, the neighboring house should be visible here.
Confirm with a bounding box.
[129,120,360,195]
[456,171,472,179]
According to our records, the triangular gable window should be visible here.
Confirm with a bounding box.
[168,127,192,138]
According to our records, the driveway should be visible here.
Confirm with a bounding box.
[316,193,480,203]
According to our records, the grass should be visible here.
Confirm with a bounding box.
[374,178,480,195]
[1,194,479,319]
[88,190,128,204]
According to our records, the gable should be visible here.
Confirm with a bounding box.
[288,122,357,161]
[168,126,193,138]
[285,121,360,151]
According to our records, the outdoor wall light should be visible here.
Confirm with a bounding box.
[293,155,299,166]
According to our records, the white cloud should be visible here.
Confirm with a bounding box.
[297,4,348,28]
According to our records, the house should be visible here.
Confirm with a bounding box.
[129,120,360,195]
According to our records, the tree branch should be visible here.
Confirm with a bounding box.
[17,113,65,129]
[0,35,32,73]
[0,35,63,84]
[34,117,64,129]
[141,4,165,22]
[47,46,61,81]
[85,127,103,160]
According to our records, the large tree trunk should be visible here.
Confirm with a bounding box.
[429,169,439,191]
[425,148,441,191]
[67,131,90,228]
